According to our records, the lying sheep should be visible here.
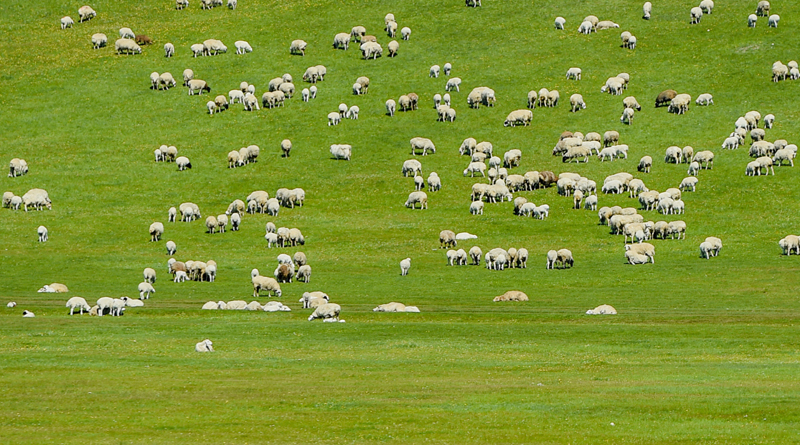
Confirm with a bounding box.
[625,243,655,263]
[586,304,617,314]
[195,339,214,352]
[373,302,419,312]
[308,303,341,322]
[23,310,35,318]
[493,291,529,302]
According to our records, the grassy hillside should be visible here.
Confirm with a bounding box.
[1,0,799,443]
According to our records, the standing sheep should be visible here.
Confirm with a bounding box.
[38,226,48,242]
[149,222,164,242]
[400,258,411,276]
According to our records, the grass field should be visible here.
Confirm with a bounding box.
[2,0,800,443]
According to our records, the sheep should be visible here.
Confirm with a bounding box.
[665,146,683,164]
[779,235,800,255]
[398,257,412,276]
[655,89,677,107]
[493,291,529,302]
[386,20,397,37]
[768,14,780,27]
[409,137,436,156]
[195,339,214,352]
[763,114,775,129]
[690,7,703,24]
[227,0,237,8]
[666,220,687,240]
[722,135,741,150]
[642,2,652,19]
[757,1,771,16]
[695,93,713,106]
[773,148,796,167]
[625,243,655,263]
[585,304,617,315]
[288,39,307,56]
[578,21,594,34]
[136,281,155,300]
[566,67,582,80]
[425,172,442,192]
[405,191,428,209]
[693,151,714,169]
[66,297,91,315]
[565,93,587,113]
[119,27,135,39]
[346,106,360,120]
[669,94,691,114]
[176,0,188,9]
[22,310,35,318]
[202,39,226,55]
[308,303,342,322]
[445,78,461,92]
[179,202,201,222]
[773,62,788,82]
[633,155,653,174]
[38,283,69,293]
[546,250,559,269]
[21,188,51,212]
[602,131,619,148]
[621,107,635,125]
[504,110,533,127]
[503,149,522,168]
[746,13,758,27]
[61,16,74,29]
[439,230,457,249]
[147,222,164,242]
[187,79,211,95]
[360,41,383,59]
[115,38,141,55]
[300,292,330,309]
[135,34,154,46]
[252,273,282,298]
[326,111,342,126]
[92,33,108,49]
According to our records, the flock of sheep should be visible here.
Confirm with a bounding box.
[11,1,799,337]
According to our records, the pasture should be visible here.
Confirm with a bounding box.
[2,0,800,443]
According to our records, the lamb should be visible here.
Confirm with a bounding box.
[621,107,635,125]
[748,13,758,27]
[405,191,428,209]
[503,149,522,168]
[66,297,91,315]
[690,7,703,24]
[493,291,529,302]
[92,33,108,49]
[195,339,214,352]
[119,27,135,39]
[643,2,652,19]
[347,106,359,120]
[360,41,382,59]
[766,13,780,27]
[233,40,252,55]
[566,67,582,80]
[38,283,69,293]
[695,93,713,106]
[115,38,142,55]
[308,303,342,322]
[327,112,341,126]
[400,258,411,275]
[430,65,440,78]
[386,20,397,37]
[445,78,461,92]
[385,99,396,117]
[138,282,155,299]
[61,16,74,29]
[135,35,154,46]
[578,21,594,34]
[637,156,653,173]
[504,110,533,127]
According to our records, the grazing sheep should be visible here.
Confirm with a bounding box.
[326,144,350,161]
[115,38,142,55]
[768,14,779,27]
[289,39,306,56]
[695,93,713,105]
[748,13,758,27]
[92,33,108,49]
[690,7,703,24]
[308,303,342,322]
[669,94,691,114]
[779,235,800,255]
[445,77,461,92]
[187,79,211,95]
[555,16,566,29]
[347,106,359,120]
[36,225,48,242]
[569,94,586,112]
[504,110,533,127]
[66,297,91,315]
[410,137,436,156]
[149,222,164,242]
[637,156,652,173]
[578,21,594,34]
[195,339,214,352]
[138,282,155,299]
[757,0,770,16]
[61,16,74,29]
[38,283,69,293]
[469,200,484,215]
[401,27,411,40]
[175,156,192,171]
[680,176,699,192]
[643,2,652,19]
[693,151,715,169]
[655,89,677,107]
[227,0,236,9]
[202,39,226,55]
[234,40,253,55]
[405,191,428,209]
[586,304,617,315]
[620,107,635,125]
[764,114,775,129]
[300,292,330,309]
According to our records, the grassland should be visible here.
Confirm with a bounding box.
[1,0,800,443]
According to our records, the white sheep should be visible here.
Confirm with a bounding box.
[347,106,359,120]
[400,258,411,275]
[748,13,758,27]
[176,156,192,171]
[504,110,532,127]
[263,301,291,312]
[764,114,775,129]
[138,282,155,299]
[401,27,411,40]
[289,39,306,56]
[586,304,617,315]
[37,225,48,242]
[445,77,461,92]
[768,14,779,28]
[429,65,440,78]
[555,16,566,29]
[690,7,703,24]
[779,235,800,255]
[115,38,141,55]
[38,283,69,293]
[308,303,341,322]
[569,94,586,112]
[327,112,341,126]
[23,310,35,318]
[195,339,214,352]
[643,2,652,19]
[7,302,16,308]
[405,191,428,209]
[578,21,594,34]
[620,107,635,125]
[66,297,91,315]
[679,176,699,192]
[92,33,108,49]
[235,40,253,55]
[61,16,74,29]
[695,93,713,105]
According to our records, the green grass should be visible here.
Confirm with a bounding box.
[2,0,800,443]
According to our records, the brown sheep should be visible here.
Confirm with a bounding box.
[539,171,559,187]
[655,89,677,107]
[135,34,154,45]
[493,290,529,302]
[275,264,293,283]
